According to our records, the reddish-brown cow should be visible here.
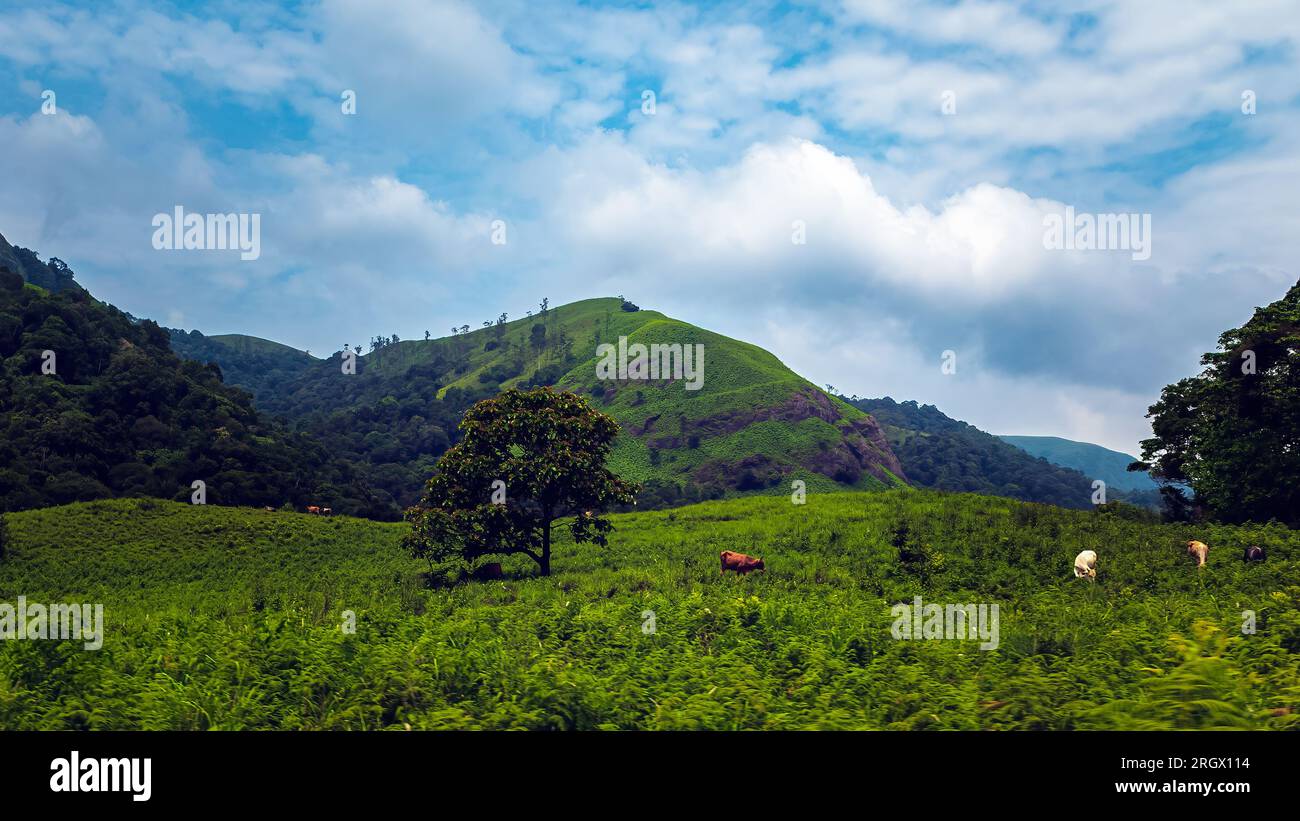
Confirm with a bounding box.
[720,550,765,575]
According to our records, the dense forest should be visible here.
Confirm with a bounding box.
[0,265,392,516]
[169,316,579,515]
[850,396,1111,510]
[0,232,81,294]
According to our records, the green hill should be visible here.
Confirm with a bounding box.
[2,494,1297,729]
[998,435,1159,493]
[176,298,906,512]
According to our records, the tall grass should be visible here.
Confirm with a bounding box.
[0,491,1296,729]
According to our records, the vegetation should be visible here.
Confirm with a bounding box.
[0,232,82,294]
[180,298,906,513]
[1,491,1296,730]
[998,435,1158,493]
[404,388,637,576]
[852,397,1100,508]
[0,267,393,515]
[1137,280,1300,525]
[167,331,315,406]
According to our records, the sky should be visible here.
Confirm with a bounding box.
[2,0,1299,456]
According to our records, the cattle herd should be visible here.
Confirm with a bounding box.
[246,513,1268,581]
[261,505,333,515]
[1071,540,1265,582]
[723,539,1265,583]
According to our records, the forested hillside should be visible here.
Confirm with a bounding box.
[0,266,389,516]
[0,232,81,293]
[850,397,1103,509]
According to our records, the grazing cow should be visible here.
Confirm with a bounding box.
[474,562,504,580]
[1073,550,1097,581]
[263,506,276,512]
[720,550,765,575]
[1187,540,1208,568]
[306,505,322,515]
[321,507,333,516]
[1244,545,1266,563]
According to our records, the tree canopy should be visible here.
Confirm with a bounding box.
[403,387,638,576]
[1136,280,1300,525]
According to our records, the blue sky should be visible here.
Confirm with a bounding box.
[2,0,1299,455]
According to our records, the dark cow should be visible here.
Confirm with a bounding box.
[720,550,765,575]
[474,562,504,580]
[1243,545,1266,562]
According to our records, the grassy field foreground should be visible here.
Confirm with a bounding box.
[1,492,1298,730]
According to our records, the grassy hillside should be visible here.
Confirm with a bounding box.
[2,494,1297,730]
[175,298,905,512]
[999,435,1159,493]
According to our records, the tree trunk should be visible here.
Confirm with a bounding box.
[540,518,552,576]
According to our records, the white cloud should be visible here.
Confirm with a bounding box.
[2,0,1298,457]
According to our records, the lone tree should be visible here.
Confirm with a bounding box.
[403,387,638,576]
[1134,279,1300,525]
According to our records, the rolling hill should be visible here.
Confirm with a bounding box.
[173,298,907,512]
[2,493,1296,729]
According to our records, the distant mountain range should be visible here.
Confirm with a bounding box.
[997,435,1158,492]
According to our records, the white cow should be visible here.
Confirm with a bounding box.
[1073,550,1097,581]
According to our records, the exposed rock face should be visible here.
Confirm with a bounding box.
[667,386,906,490]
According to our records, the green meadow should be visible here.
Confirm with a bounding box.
[1,491,1298,730]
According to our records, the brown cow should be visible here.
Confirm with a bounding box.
[1187,540,1208,568]
[474,562,504,580]
[306,505,322,515]
[720,550,765,575]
